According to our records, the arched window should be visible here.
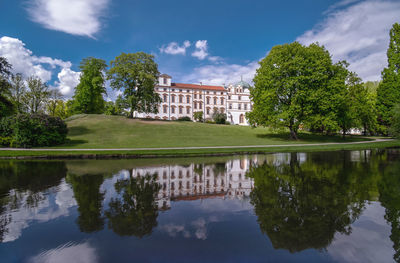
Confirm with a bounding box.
[239,114,244,123]
[206,107,210,115]
[220,97,224,105]
[213,97,217,104]
[206,97,210,104]
[186,106,191,114]
[163,105,167,113]
[194,102,197,109]
[171,94,176,103]
[171,106,175,113]
[163,94,167,102]
[186,95,190,103]
[179,106,183,114]
[179,95,183,103]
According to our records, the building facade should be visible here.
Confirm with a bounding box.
[135,74,252,125]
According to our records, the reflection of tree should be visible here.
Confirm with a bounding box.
[67,173,105,233]
[106,172,160,237]
[248,152,371,253]
[212,162,227,177]
[0,160,67,242]
[378,151,400,262]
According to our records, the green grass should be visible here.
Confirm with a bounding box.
[1,114,398,159]
[58,114,371,149]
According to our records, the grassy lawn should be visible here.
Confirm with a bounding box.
[58,114,372,149]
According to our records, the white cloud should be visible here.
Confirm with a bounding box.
[182,60,259,85]
[192,40,209,60]
[27,0,109,38]
[160,41,191,55]
[0,36,80,97]
[297,0,400,81]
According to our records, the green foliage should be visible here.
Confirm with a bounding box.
[390,104,400,138]
[377,23,400,134]
[193,111,204,122]
[10,73,26,113]
[212,109,227,124]
[107,52,161,118]
[72,57,107,114]
[104,95,125,116]
[25,76,50,114]
[249,42,343,139]
[0,114,68,147]
[177,116,191,121]
[0,57,14,117]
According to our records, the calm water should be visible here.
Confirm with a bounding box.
[0,149,400,263]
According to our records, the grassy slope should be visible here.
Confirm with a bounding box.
[60,114,371,149]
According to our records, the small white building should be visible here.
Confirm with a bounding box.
[226,79,252,125]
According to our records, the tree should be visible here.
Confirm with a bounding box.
[248,42,341,139]
[193,111,204,122]
[72,57,107,114]
[104,95,125,116]
[212,108,226,124]
[24,76,49,114]
[46,89,63,117]
[107,52,161,118]
[377,23,400,134]
[0,57,14,117]
[390,104,400,138]
[10,73,27,113]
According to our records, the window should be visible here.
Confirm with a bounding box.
[228,95,231,100]
[164,88,167,91]
[171,89,175,91]
[194,94,197,99]
[179,89,182,92]
[238,104,241,110]
[240,114,244,123]
[220,98,224,105]
[194,102,197,109]
[179,95,183,103]
[187,90,190,93]
[179,107,183,114]
[171,107,175,113]
[213,97,217,104]
[221,92,223,95]
[244,103,247,110]
[163,105,167,113]
[199,94,202,99]
[186,107,190,114]
[213,91,216,94]
[206,97,210,104]
[186,96,190,103]
[163,78,167,84]
[206,107,210,114]
[171,95,175,103]
[163,94,167,102]
[199,102,202,108]
[238,96,241,100]
[229,104,232,109]
[206,91,209,94]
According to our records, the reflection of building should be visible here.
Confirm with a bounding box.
[131,158,256,210]
[135,74,252,125]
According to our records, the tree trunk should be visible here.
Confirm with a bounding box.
[128,109,134,118]
[342,129,346,139]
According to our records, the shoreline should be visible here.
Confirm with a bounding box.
[0,139,398,160]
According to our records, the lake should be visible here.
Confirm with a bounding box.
[0,149,399,263]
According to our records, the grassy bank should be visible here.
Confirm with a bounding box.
[1,114,398,159]
[1,140,399,159]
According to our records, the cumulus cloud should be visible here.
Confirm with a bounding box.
[0,36,80,97]
[182,60,259,85]
[26,0,109,38]
[160,41,191,55]
[297,0,400,81]
[192,40,209,60]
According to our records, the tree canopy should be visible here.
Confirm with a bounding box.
[107,52,161,118]
[0,57,14,117]
[72,57,107,114]
[377,23,400,134]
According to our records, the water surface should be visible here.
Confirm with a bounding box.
[0,149,399,262]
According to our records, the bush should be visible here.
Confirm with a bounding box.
[212,109,227,124]
[177,116,192,121]
[193,111,204,122]
[0,114,68,148]
[390,104,400,138]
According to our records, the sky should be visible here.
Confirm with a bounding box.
[0,0,399,99]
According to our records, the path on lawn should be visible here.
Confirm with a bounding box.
[0,138,394,151]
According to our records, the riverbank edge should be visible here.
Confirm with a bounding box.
[0,140,399,159]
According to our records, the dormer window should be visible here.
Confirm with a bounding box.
[163,78,167,84]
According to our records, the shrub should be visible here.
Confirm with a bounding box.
[0,114,68,147]
[193,111,204,122]
[205,119,215,124]
[390,104,400,138]
[212,109,227,124]
[177,116,192,121]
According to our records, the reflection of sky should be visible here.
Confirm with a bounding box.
[327,202,394,263]
[2,179,76,243]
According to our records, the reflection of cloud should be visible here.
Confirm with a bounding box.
[327,202,394,263]
[192,218,207,240]
[160,224,190,238]
[29,241,98,263]
[3,180,76,243]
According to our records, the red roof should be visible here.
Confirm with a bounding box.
[172,83,226,92]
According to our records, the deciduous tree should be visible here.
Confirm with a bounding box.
[107,52,161,118]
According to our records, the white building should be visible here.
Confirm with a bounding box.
[136,74,252,125]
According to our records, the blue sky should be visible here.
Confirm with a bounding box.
[0,0,399,99]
